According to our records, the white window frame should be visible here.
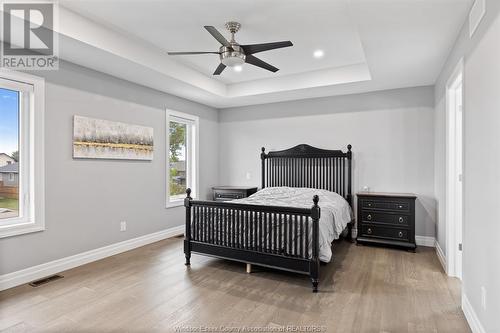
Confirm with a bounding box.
[166,109,199,208]
[0,70,45,238]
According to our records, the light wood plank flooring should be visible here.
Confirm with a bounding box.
[0,237,470,333]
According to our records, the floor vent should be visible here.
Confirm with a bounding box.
[29,274,64,287]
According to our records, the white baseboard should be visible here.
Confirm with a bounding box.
[0,225,184,291]
[462,292,486,333]
[435,240,447,273]
[415,235,436,247]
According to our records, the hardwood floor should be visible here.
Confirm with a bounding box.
[0,237,470,333]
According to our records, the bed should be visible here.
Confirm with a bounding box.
[183,144,353,292]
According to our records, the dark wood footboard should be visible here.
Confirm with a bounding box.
[184,188,322,292]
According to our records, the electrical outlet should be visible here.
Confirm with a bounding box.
[481,286,487,310]
[245,172,251,180]
[120,221,127,232]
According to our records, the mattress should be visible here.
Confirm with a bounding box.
[231,186,353,262]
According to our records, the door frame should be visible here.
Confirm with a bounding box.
[445,58,464,279]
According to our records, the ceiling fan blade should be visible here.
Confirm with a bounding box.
[245,55,279,72]
[168,51,220,55]
[241,41,293,55]
[204,26,231,47]
[213,63,226,75]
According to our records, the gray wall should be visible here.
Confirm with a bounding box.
[434,1,500,331]
[0,61,219,274]
[219,86,436,238]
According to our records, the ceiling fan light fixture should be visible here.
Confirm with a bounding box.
[221,55,246,67]
[220,45,246,67]
[168,22,293,75]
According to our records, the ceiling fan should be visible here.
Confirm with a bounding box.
[168,21,293,75]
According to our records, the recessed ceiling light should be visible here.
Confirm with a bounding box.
[313,50,324,59]
[234,65,243,72]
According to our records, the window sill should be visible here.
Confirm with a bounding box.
[0,221,45,238]
[166,200,185,209]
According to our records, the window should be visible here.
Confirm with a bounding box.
[0,71,45,238]
[166,110,198,207]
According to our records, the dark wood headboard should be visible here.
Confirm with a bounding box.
[261,144,352,204]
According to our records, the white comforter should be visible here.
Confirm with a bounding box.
[232,187,353,262]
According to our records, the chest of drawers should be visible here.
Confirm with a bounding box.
[356,192,417,251]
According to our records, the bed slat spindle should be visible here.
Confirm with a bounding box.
[259,212,263,251]
[294,215,298,256]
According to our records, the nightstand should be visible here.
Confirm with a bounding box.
[356,192,417,251]
[212,186,258,201]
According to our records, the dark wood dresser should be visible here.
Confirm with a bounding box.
[356,192,417,251]
[212,186,258,201]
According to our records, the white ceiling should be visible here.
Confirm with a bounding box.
[61,0,368,85]
[52,0,472,108]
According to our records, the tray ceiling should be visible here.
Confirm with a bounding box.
[40,0,473,107]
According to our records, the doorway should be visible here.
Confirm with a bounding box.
[445,58,464,280]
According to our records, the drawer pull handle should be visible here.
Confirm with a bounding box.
[367,214,372,220]
[398,217,404,223]
[398,205,403,209]
[367,228,372,234]
[368,203,372,207]
[398,231,403,238]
